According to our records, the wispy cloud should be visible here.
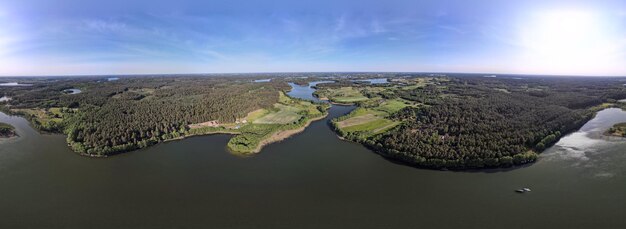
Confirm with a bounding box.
[438,25,466,34]
[81,20,129,33]
[2,1,626,76]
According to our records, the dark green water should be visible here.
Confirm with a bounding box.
[1,84,625,228]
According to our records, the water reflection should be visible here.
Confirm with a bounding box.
[352,78,388,84]
[254,79,271,83]
[63,89,82,94]
[543,108,626,178]
[0,82,33,87]
[286,81,334,102]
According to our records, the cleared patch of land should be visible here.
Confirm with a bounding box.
[333,99,407,138]
[342,118,399,135]
[227,92,328,154]
[373,99,413,113]
[253,104,302,124]
[11,107,71,131]
[315,87,368,103]
[187,91,328,154]
[336,113,379,128]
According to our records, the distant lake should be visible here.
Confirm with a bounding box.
[287,81,334,102]
[253,79,272,83]
[63,89,82,95]
[353,78,388,84]
[107,77,120,81]
[0,82,33,87]
[0,96,11,102]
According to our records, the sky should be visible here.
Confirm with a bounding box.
[0,0,625,76]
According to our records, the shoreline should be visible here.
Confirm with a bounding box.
[243,113,328,154]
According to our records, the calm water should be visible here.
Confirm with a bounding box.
[352,78,388,84]
[0,96,10,102]
[0,82,33,87]
[63,89,82,94]
[0,84,625,228]
[253,79,272,83]
[286,81,333,102]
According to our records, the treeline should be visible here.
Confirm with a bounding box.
[65,82,284,156]
[4,76,291,156]
[331,76,626,169]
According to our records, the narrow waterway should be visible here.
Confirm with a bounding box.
[0,83,625,228]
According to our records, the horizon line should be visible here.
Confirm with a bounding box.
[0,71,625,78]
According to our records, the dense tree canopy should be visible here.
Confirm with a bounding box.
[323,75,626,169]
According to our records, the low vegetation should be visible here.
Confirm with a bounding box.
[0,122,17,138]
[606,123,626,137]
[203,92,328,154]
[314,87,369,103]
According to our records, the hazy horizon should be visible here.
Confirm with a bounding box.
[1,71,626,78]
[1,0,625,76]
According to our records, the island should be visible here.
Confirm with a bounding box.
[606,123,626,137]
[1,73,625,169]
[0,122,17,138]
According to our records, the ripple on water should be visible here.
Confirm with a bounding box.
[540,108,626,178]
[549,132,603,161]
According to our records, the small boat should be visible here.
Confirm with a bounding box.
[515,187,532,193]
[522,188,531,192]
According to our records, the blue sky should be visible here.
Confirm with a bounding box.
[0,0,625,76]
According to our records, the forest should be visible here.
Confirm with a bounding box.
[2,74,626,168]
[323,75,626,169]
[0,75,324,156]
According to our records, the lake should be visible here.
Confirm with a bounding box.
[63,89,82,94]
[352,78,388,84]
[286,81,333,102]
[0,84,625,228]
[254,79,272,83]
[0,82,33,87]
[0,96,10,102]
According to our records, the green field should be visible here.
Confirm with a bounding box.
[374,99,413,113]
[317,84,418,138]
[245,109,269,123]
[187,92,327,154]
[316,87,368,103]
[342,118,399,134]
[13,108,64,124]
[253,103,302,124]
[334,107,400,137]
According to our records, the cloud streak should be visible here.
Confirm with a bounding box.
[0,0,625,76]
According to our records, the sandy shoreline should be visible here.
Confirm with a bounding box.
[247,113,328,154]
